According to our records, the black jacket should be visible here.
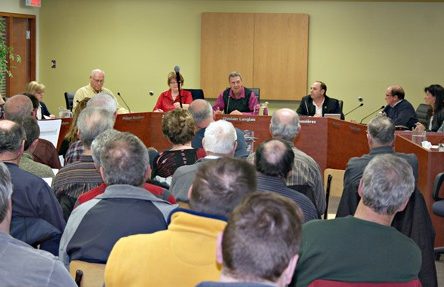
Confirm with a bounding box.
[297,95,344,119]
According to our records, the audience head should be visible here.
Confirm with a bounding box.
[4,95,33,123]
[220,192,302,286]
[91,129,121,168]
[310,81,327,100]
[77,107,115,149]
[0,162,13,226]
[64,97,90,142]
[25,81,45,102]
[360,154,414,215]
[424,84,444,113]
[24,93,39,112]
[367,115,395,147]
[87,92,117,114]
[190,157,257,218]
[385,85,405,107]
[270,108,301,142]
[161,109,195,145]
[22,117,40,151]
[100,132,150,187]
[255,139,294,179]
[188,99,213,127]
[89,69,106,93]
[203,120,237,156]
[228,71,244,95]
[0,120,25,155]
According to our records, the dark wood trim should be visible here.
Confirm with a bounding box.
[0,12,36,19]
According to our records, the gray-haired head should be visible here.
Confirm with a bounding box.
[0,162,13,223]
[228,71,243,81]
[255,139,294,179]
[361,154,414,215]
[87,93,117,114]
[4,95,33,123]
[188,99,213,125]
[100,132,150,186]
[91,129,121,167]
[367,115,395,146]
[0,120,25,154]
[77,107,115,149]
[203,120,237,155]
[270,108,301,142]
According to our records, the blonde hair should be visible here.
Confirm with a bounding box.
[25,81,45,95]
[64,98,90,142]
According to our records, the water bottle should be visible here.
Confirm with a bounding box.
[263,102,269,116]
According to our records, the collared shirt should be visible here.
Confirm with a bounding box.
[64,140,84,165]
[213,87,258,115]
[153,89,193,112]
[72,84,128,114]
[314,98,325,117]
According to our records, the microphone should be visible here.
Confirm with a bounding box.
[148,91,154,96]
[344,97,365,116]
[174,65,183,108]
[360,105,385,124]
[117,92,132,113]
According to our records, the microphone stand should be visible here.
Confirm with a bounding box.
[176,72,183,109]
[117,92,131,113]
[344,103,364,117]
[360,106,385,124]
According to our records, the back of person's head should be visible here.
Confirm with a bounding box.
[255,139,294,179]
[100,132,150,186]
[270,108,301,142]
[203,120,237,155]
[389,85,405,100]
[190,157,257,217]
[65,97,90,142]
[361,154,414,215]
[424,84,444,112]
[367,115,395,146]
[221,192,302,284]
[4,95,33,123]
[77,107,115,148]
[91,129,121,167]
[22,116,40,151]
[161,109,195,145]
[0,162,13,223]
[188,99,212,125]
[0,120,25,154]
[87,93,117,114]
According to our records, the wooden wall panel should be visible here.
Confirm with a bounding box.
[201,13,255,99]
[253,13,308,101]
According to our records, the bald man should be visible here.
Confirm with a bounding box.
[382,85,418,130]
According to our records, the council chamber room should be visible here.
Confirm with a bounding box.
[0,0,444,286]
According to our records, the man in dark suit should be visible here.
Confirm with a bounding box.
[382,85,418,130]
[296,81,344,119]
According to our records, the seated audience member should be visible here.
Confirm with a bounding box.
[293,154,421,287]
[25,80,55,119]
[213,71,259,115]
[190,99,248,158]
[4,94,61,169]
[0,120,65,255]
[75,129,176,207]
[197,192,303,287]
[170,119,237,203]
[153,71,193,112]
[59,97,89,162]
[336,115,436,287]
[0,162,76,287]
[52,108,114,220]
[296,81,344,119]
[415,84,444,132]
[73,68,127,113]
[248,108,325,215]
[382,85,418,130]
[59,132,177,268]
[255,139,319,222]
[105,157,257,287]
[19,117,55,178]
[151,109,205,185]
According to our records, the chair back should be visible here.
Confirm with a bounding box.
[64,92,75,111]
[69,260,105,287]
[323,168,345,219]
[185,89,205,100]
[432,172,444,217]
[338,100,344,113]
[415,103,432,127]
[308,279,422,287]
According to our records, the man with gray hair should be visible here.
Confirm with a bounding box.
[0,162,76,286]
[52,107,115,220]
[73,68,127,113]
[0,120,65,256]
[59,132,177,268]
[293,154,421,286]
[171,119,237,204]
[248,108,325,215]
[190,99,248,158]
[337,115,436,287]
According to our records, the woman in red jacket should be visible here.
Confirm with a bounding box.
[153,71,192,112]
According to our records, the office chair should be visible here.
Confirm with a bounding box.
[64,92,75,111]
[323,168,345,219]
[69,260,105,287]
[432,172,444,260]
[416,103,432,127]
[185,89,205,100]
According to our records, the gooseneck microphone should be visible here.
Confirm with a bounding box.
[174,65,183,108]
[345,97,365,117]
[359,105,385,124]
[117,92,132,113]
